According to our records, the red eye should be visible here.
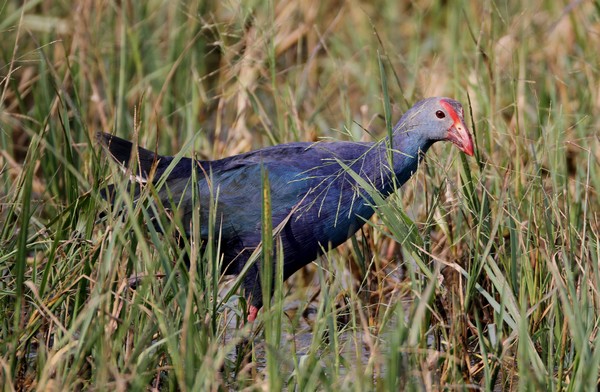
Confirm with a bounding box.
[436,110,445,119]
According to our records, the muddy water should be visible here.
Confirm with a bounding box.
[219,286,393,382]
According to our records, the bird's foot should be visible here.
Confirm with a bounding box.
[247,305,259,323]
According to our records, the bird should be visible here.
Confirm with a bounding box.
[98,97,474,322]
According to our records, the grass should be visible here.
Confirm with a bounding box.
[1,0,599,390]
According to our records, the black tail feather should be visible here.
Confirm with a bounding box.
[97,132,195,238]
[96,132,169,181]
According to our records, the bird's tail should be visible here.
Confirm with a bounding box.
[97,133,197,256]
[96,132,174,182]
[97,133,179,233]
[96,132,195,225]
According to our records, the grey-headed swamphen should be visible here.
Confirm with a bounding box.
[98,97,474,322]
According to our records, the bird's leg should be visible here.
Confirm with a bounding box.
[235,267,262,365]
[243,263,263,323]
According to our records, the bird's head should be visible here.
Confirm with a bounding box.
[398,97,475,156]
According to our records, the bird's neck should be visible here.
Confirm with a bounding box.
[363,131,433,196]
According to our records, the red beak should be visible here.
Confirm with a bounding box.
[447,120,474,156]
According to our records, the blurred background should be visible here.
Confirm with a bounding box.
[1,0,599,390]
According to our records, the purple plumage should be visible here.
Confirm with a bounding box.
[98,97,474,321]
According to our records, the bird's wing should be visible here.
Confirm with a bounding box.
[176,143,335,241]
[184,141,374,244]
